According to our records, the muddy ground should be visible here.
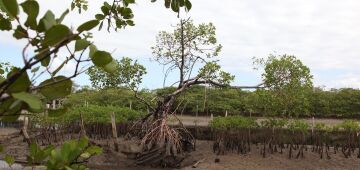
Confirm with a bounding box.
[87,140,360,170]
[1,127,360,170]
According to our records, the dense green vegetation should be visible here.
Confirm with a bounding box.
[210,116,360,159]
[64,88,151,111]
[31,104,145,125]
[64,86,360,118]
[255,55,313,117]
[209,116,360,131]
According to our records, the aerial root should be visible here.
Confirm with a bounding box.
[126,116,194,167]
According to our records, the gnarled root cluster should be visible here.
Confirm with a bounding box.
[127,116,194,168]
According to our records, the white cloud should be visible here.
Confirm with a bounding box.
[1,0,360,88]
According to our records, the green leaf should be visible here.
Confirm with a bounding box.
[0,0,5,11]
[13,25,28,39]
[29,144,54,164]
[6,68,31,93]
[115,19,123,28]
[1,98,23,122]
[103,60,118,73]
[124,0,135,4]
[29,142,39,157]
[101,6,109,15]
[56,9,69,23]
[42,145,55,158]
[0,144,4,152]
[37,10,56,32]
[4,154,14,166]
[12,92,42,112]
[43,24,70,46]
[35,48,50,67]
[164,0,171,8]
[84,146,102,155]
[126,20,134,26]
[1,0,19,17]
[121,8,133,19]
[178,0,184,7]
[91,51,113,67]
[89,44,97,58]
[77,20,99,32]
[30,38,40,46]
[184,0,191,11]
[0,97,20,117]
[103,1,111,9]
[48,107,67,117]
[20,0,39,29]
[95,14,105,20]
[39,76,72,100]
[0,14,12,31]
[78,136,89,149]
[28,142,42,164]
[52,60,66,76]
[71,2,75,10]
[80,152,91,158]
[75,39,90,51]
[31,66,39,73]
[1,114,20,122]
[171,0,179,12]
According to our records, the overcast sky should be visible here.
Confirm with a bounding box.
[1,0,360,89]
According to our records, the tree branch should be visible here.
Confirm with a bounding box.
[0,34,79,97]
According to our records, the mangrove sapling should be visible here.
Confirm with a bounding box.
[210,116,258,155]
[122,19,265,167]
[287,120,310,159]
[313,123,332,159]
[338,120,360,158]
[259,118,288,157]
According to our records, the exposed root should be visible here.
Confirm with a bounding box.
[125,114,194,167]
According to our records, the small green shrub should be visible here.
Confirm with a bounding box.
[338,120,360,132]
[288,120,310,133]
[260,118,288,129]
[46,137,102,170]
[25,137,102,170]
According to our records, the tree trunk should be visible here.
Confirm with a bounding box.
[21,116,31,145]
[80,112,87,137]
[110,112,119,152]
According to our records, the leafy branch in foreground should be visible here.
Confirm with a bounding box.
[0,0,191,121]
[26,137,102,170]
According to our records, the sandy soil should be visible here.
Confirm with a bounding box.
[169,115,356,127]
[0,127,19,136]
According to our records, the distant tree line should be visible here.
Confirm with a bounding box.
[64,86,360,118]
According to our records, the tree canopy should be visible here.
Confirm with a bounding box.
[0,0,191,121]
[254,54,313,117]
[87,57,146,90]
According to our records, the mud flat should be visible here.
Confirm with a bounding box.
[2,127,360,170]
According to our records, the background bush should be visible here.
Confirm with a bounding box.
[61,86,360,119]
